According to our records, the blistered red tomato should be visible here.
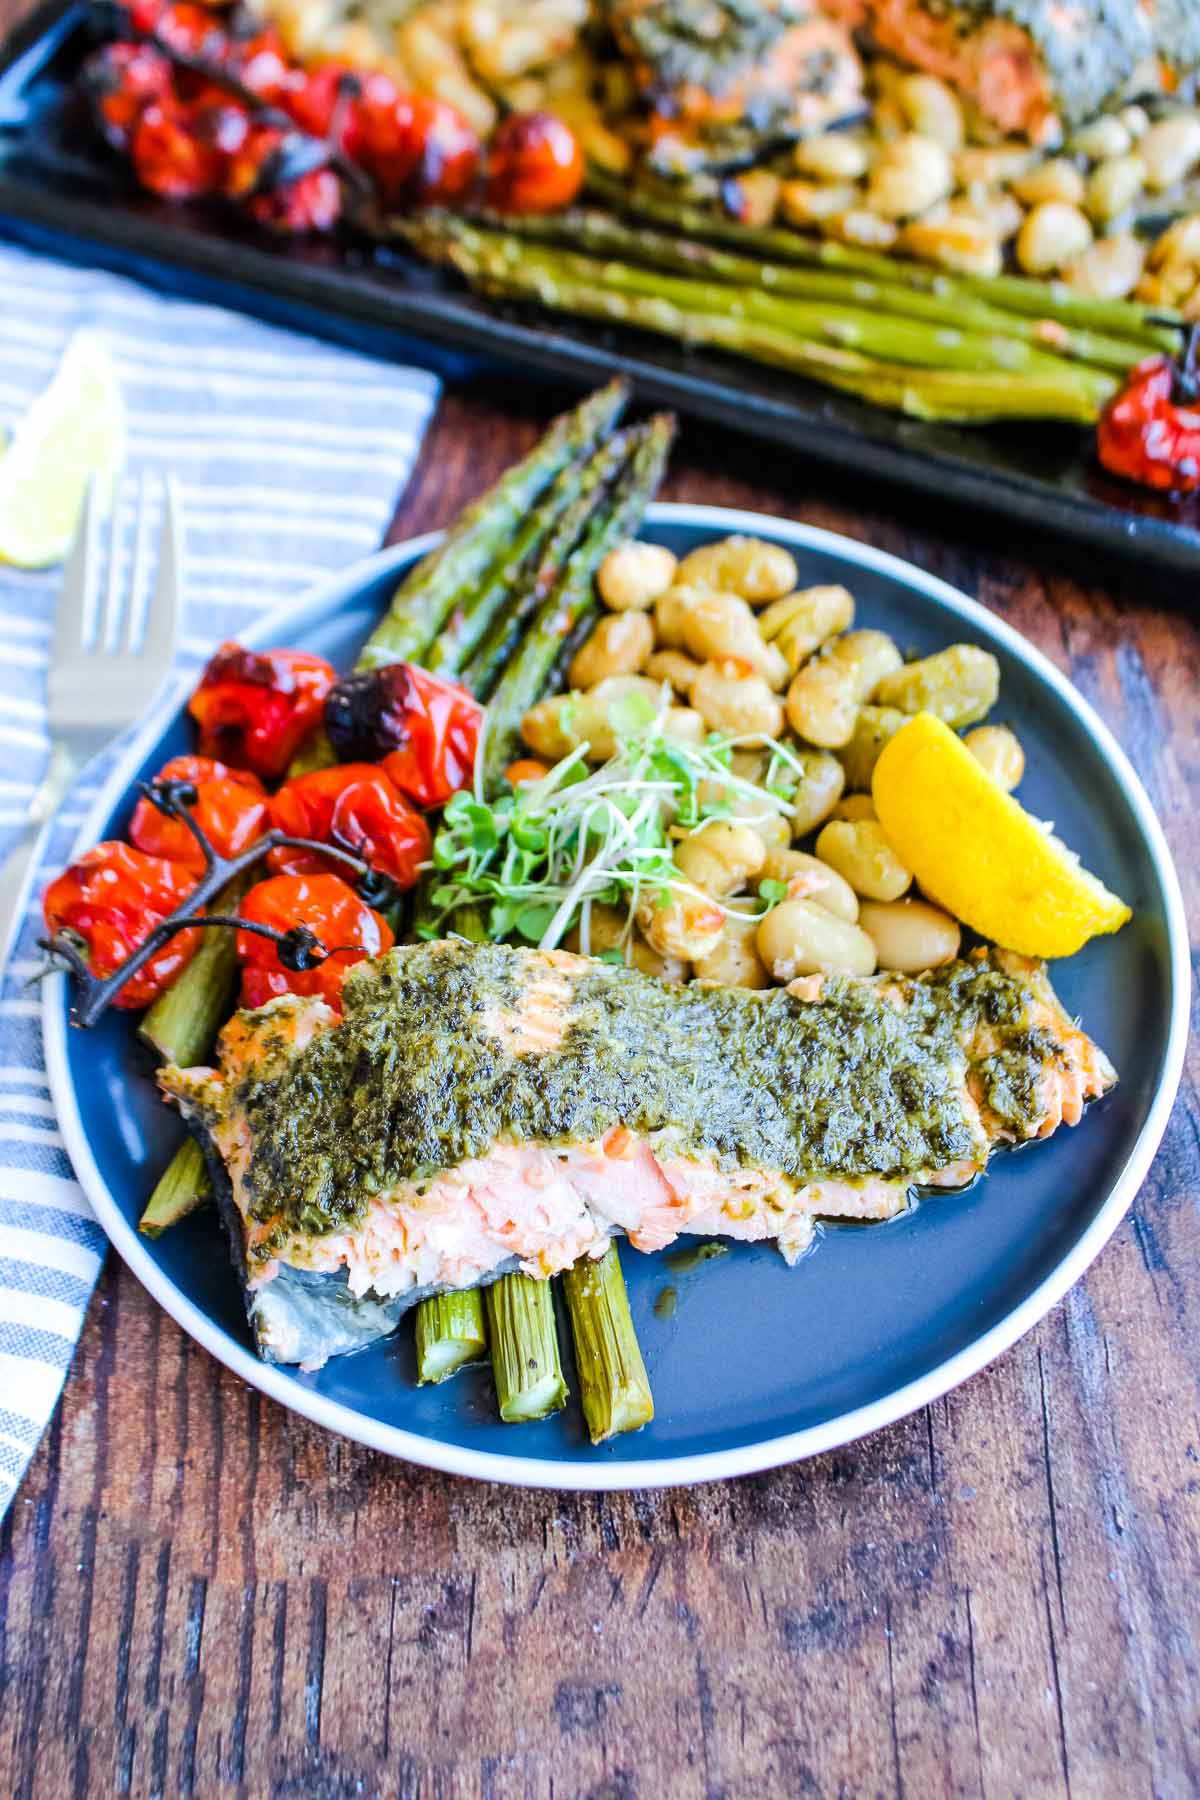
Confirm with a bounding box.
[223,121,284,198]
[189,642,336,781]
[346,87,478,207]
[129,754,269,871]
[407,94,480,205]
[126,0,167,35]
[191,96,252,160]
[131,101,224,198]
[232,31,292,107]
[266,762,431,885]
[324,662,482,808]
[149,2,227,59]
[486,111,583,214]
[1096,345,1200,495]
[249,167,343,233]
[42,841,202,1009]
[237,873,393,1010]
[283,62,363,145]
[89,42,173,153]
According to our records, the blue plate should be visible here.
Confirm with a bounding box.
[44,505,1190,1489]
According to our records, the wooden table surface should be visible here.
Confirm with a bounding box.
[1,10,1198,1788]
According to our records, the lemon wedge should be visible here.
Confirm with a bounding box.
[0,331,126,569]
[872,711,1131,958]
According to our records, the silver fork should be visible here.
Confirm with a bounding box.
[0,475,183,975]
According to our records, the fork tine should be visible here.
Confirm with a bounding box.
[142,474,182,674]
[52,480,99,662]
[99,480,126,653]
[121,472,153,654]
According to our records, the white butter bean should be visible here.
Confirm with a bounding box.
[760,847,859,922]
[757,899,876,979]
[785,630,903,747]
[815,819,912,902]
[569,611,653,689]
[676,536,797,602]
[858,899,961,972]
[598,541,677,611]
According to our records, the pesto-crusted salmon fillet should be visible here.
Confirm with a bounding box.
[161,940,1114,1369]
[1142,0,1200,76]
[864,0,1150,138]
[610,0,864,135]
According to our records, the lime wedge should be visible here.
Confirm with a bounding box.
[0,331,126,569]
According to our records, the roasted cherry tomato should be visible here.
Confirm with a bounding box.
[407,94,480,205]
[88,42,174,153]
[126,0,167,35]
[341,82,419,202]
[43,841,201,1009]
[346,86,478,207]
[486,111,583,214]
[283,62,362,145]
[189,642,336,781]
[190,96,252,161]
[129,754,269,871]
[324,662,482,809]
[248,166,342,233]
[232,30,292,107]
[223,120,284,198]
[150,2,227,59]
[1097,334,1200,494]
[266,762,430,885]
[131,100,224,198]
[237,872,393,1011]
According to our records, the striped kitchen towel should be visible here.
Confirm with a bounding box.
[0,238,439,1517]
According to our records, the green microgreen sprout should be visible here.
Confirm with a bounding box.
[424,687,805,959]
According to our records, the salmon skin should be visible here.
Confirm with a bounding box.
[162,940,1114,1369]
[861,0,1152,137]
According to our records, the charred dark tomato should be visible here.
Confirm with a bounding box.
[248,166,342,233]
[486,111,583,214]
[222,118,342,230]
[266,763,430,885]
[237,873,393,1010]
[190,94,253,161]
[43,841,202,1009]
[188,643,336,781]
[129,754,269,871]
[131,100,224,198]
[87,42,174,154]
[223,121,285,197]
[324,662,482,808]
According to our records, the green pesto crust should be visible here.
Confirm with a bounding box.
[220,941,1066,1251]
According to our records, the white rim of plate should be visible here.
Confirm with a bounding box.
[44,502,1191,1492]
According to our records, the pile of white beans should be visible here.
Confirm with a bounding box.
[724,63,1200,313]
[517,532,1026,990]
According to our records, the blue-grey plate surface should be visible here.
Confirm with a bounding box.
[44,505,1189,1489]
